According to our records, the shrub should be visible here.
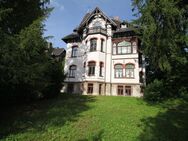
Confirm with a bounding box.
[144,79,166,102]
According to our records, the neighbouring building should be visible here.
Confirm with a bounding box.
[47,42,66,61]
[51,47,66,61]
[62,7,146,97]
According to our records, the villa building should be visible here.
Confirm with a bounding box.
[62,7,146,97]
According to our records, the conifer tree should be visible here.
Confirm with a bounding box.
[132,0,188,100]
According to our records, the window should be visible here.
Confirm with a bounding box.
[101,39,104,52]
[125,86,131,96]
[125,64,134,78]
[114,64,123,78]
[88,61,96,76]
[90,39,97,52]
[67,84,74,93]
[116,41,132,55]
[99,84,102,95]
[71,46,78,57]
[117,46,132,54]
[99,62,104,77]
[87,83,93,94]
[117,86,123,95]
[139,71,144,83]
[69,65,76,77]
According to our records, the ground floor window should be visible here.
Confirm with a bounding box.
[117,85,132,96]
[117,85,123,95]
[99,84,102,95]
[125,86,131,96]
[67,84,74,93]
[87,83,93,94]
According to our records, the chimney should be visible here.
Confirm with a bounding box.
[47,42,53,49]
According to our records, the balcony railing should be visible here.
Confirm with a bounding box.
[87,27,107,35]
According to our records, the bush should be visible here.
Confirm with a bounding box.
[144,79,166,102]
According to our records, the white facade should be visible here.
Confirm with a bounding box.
[62,7,145,97]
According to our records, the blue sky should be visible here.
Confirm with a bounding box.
[44,0,136,48]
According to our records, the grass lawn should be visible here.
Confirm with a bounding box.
[0,94,188,141]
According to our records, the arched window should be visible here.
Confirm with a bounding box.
[99,62,104,77]
[90,38,97,52]
[71,46,78,57]
[114,64,123,78]
[88,61,96,76]
[69,65,77,77]
[117,41,132,54]
[125,64,134,78]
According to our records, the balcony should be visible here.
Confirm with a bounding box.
[87,27,107,35]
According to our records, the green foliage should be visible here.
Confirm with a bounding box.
[0,0,51,34]
[144,79,166,102]
[0,0,64,102]
[132,0,188,101]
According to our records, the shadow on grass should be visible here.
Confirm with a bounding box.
[137,100,188,141]
[0,94,96,140]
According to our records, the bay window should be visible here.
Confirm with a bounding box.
[90,38,97,52]
[71,46,78,57]
[88,61,96,76]
[69,65,77,77]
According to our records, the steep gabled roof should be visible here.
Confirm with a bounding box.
[80,12,91,26]
[78,7,117,30]
[52,48,65,56]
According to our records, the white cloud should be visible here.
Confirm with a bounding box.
[50,0,64,11]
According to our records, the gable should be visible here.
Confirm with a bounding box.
[78,7,117,30]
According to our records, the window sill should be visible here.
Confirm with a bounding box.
[112,53,138,55]
[88,75,95,76]
[114,77,135,79]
